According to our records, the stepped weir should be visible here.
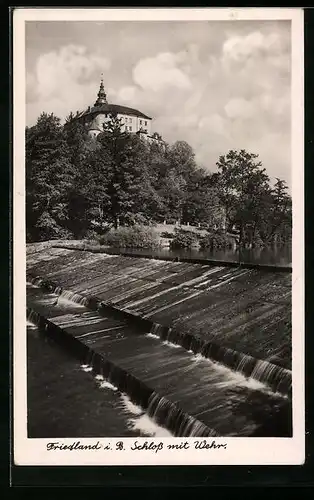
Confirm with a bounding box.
[26,244,292,437]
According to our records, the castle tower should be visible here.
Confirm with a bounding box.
[94,76,108,107]
[75,78,164,144]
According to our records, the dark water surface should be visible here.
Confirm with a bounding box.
[106,246,292,268]
[27,322,171,438]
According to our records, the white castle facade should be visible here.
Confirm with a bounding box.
[74,79,164,145]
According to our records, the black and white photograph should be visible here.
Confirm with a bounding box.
[13,8,304,466]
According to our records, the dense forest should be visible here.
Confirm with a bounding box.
[26,112,292,248]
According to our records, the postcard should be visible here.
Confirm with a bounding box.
[13,7,304,466]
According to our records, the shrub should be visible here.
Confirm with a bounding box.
[251,231,264,248]
[160,231,174,239]
[99,225,160,249]
[80,229,100,241]
[34,211,74,242]
[170,228,199,249]
[200,231,233,250]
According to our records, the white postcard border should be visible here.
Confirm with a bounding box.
[13,7,305,466]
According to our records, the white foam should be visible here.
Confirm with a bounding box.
[55,297,86,308]
[120,394,143,415]
[191,353,284,395]
[87,372,174,436]
[27,320,37,329]
[127,414,173,437]
[81,365,93,372]
[26,281,40,288]
[162,340,181,349]
[146,333,159,339]
[99,380,118,391]
[119,394,173,436]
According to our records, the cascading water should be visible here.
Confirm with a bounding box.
[147,392,216,437]
[58,290,89,306]
[147,323,292,396]
[82,340,218,437]
[250,360,292,394]
[26,304,222,437]
[27,309,41,326]
[28,275,292,396]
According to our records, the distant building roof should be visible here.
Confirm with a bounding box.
[73,79,153,133]
[78,103,152,121]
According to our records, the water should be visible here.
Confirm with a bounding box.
[148,325,291,395]
[27,323,172,438]
[27,325,145,438]
[27,283,292,437]
[26,247,292,372]
[28,280,291,395]
[107,245,292,268]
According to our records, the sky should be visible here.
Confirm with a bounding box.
[25,20,291,186]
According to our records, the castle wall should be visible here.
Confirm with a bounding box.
[118,113,151,135]
[87,112,152,137]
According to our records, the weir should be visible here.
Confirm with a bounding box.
[26,243,291,391]
[27,282,291,437]
[29,277,291,395]
[28,306,215,437]
[26,303,217,437]
[26,245,292,437]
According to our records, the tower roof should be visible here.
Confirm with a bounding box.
[74,79,153,127]
[94,76,107,106]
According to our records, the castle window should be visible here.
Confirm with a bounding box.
[129,126,132,131]
[145,121,147,126]
[140,120,142,125]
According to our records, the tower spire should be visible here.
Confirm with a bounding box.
[94,74,107,106]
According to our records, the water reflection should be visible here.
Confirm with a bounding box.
[106,245,292,268]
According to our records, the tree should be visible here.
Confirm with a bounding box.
[26,108,291,250]
[26,113,75,241]
[216,149,272,247]
[156,169,187,223]
[259,178,292,245]
[96,115,163,228]
[168,140,197,181]
[63,113,91,168]
[182,169,224,228]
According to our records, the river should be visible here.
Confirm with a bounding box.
[105,245,292,268]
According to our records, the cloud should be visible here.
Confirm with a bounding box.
[26,22,291,185]
[132,52,191,91]
[222,30,289,64]
[26,45,110,123]
[224,98,255,120]
[116,86,137,103]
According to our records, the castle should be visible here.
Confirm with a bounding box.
[74,78,164,145]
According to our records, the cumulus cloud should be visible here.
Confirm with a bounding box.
[132,52,191,91]
[116,86,137,102]
[26,22,291,185]
[35,45,110,98]
[222,30,289,64]
[26,44,111,123]
[224,98,255,120]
